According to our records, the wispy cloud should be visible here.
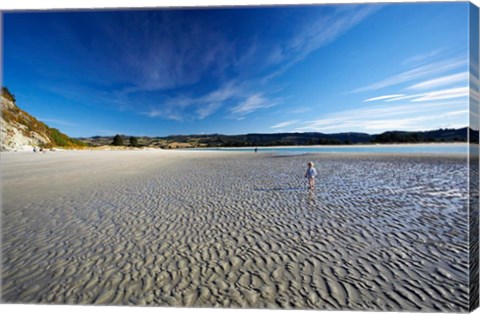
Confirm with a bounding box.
[196,103,222,120]
[142,108,183,121]
[263,5,380,81]
[287,107,312,114]
[271,120,300,129]
[288,6,380,60]
[294,99,468,133]
[46,7,381,124]
[384,94,424,102]
[366,86,469,104]
[352,57,467,93]
[231,94,279,116]
[411,86,469,102]
[124,22,234,92]
[403,48,444,66]
[141,82,241,121]
[57,12,236,93]
[362,94,405,102]
[141,81,282,121]
[407,72,468,90]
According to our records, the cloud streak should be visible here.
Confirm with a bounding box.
[295,99,468,133]
[362,94,405,102]
[407,72,468,90]
[141,81,282,121]
[263,5,380,81]
[403,48,444,66]
[231,94,279,116]
[411,86,469,102]
[271,120,300,129]
[363,86,468,104]
[353,57,467,93]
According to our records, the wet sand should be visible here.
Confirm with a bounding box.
[1,150,470,311]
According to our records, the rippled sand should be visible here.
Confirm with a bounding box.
[1,150,470,311]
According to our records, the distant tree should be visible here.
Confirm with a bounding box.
[112,134,124,146]
[129,136,138,147]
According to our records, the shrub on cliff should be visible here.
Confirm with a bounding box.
[2,86,16,103]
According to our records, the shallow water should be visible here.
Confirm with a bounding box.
[183,143,468,155]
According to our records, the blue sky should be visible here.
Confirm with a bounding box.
[3,2,470,137]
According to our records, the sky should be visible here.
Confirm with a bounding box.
[2,2,472,137]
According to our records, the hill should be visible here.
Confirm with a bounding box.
[1,87,86,151]
[79,128,468,149]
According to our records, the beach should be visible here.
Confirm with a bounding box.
[1,150,470,311]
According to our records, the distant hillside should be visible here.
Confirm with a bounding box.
[79,127,469,149]
[1,87,86,151]
[372,128,468,144]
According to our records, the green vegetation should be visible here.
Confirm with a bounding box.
[373,128,468,144]
[112,134,125,146]
[48,128,87,148]
[129,136,138,147]
[2,86,16,103]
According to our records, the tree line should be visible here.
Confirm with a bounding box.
[112,134,138,147]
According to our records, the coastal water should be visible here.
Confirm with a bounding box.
[183,143,468,155]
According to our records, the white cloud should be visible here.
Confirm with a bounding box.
[384,87,469,103]
[287,107,311,114]
[231,94,278,115]
[403,48,444,66]
[141,79,283,121]
[384,94,423,102]
[271,120,300,129]
[408,72,468,90]
[142,82,243,121]
[197,102,222,120]
[142,108,183,121]
[294,99,468,133]
[411,87,469,102]
[362,94,405,102]
[143,110,162,118]
[353,57,467,93]
[443,109,469,117]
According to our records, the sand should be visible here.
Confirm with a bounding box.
[0,150,470,311]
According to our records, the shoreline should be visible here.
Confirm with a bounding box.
[180,142,468,149]
[0,147,468,159]
[0,142,468,153]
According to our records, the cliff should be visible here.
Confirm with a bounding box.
[1,87,85,151]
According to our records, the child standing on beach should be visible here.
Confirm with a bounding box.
[305,162,317,190]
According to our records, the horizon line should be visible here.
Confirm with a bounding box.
[77,126,472,139]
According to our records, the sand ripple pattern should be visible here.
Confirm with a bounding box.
[1,152,469,311]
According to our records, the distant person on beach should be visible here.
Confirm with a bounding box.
[305,161,317,190]
[255,147,258,153]
[33,147,37,153]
